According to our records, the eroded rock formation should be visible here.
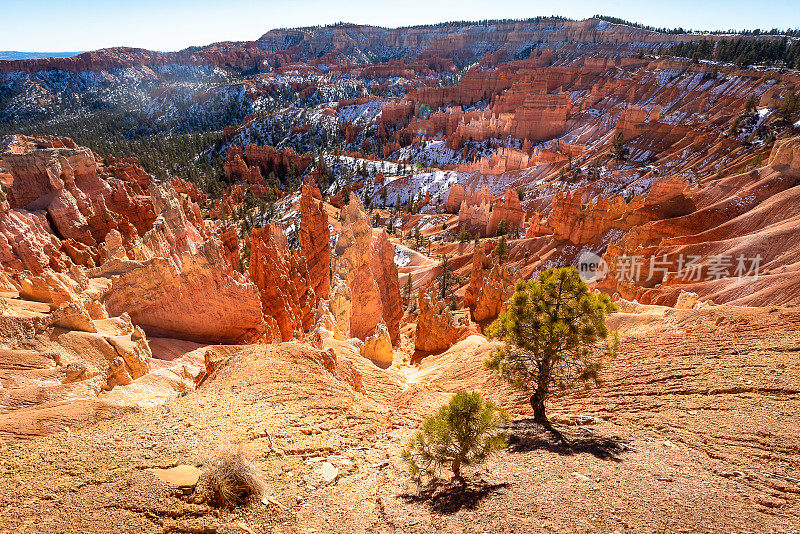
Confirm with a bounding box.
[360,322,393,368]
[334,194,384,341]
[0,135,158,273]
[104,240,272,343]
[299,184,331,300]
[463,242,517,322]
[249,223,315,342]
[370,230,402,345]
[415,283,460,353]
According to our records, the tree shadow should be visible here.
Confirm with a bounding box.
[400,478,509,515]
[506,418,630,462]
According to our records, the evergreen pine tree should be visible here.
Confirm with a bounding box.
[486,268,618,429]
[402,391,509,483]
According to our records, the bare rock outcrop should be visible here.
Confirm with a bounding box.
[0,136,159,273]
[675,290,699,310]
[370,230,402,345]
[463,242,493,311]
[486,188,525,236]
[217,223,242,273]
[415,283,460,353]
[359,322,393,368]
[769,135,800,170]
[328,194,403,345]
[472,261,517,322]
[249,223,315,342]
[299,184,331,300]
[0,202,72,274]
[463,242,517,322]
[2,137,156,243]
[103,229,128,261]
[46,302,97,332]
[0,287,204,442]
[142,181,206,262]
[104,240,272,343]
[334,194,383,341]
[328,264,352,340]
[329,264,353,339]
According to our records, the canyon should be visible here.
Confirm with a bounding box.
[0,15,799,534]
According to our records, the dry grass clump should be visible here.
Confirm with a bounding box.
[200,444,265,508]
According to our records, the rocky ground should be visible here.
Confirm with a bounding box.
[1,303,798,534]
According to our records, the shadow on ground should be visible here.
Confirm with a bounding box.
[400,479,510,514]
[506,418,630,461]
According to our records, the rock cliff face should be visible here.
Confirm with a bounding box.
[216,224,242,273]
[487,189,525,236]
[143,181,206,262]
[463,243,493,312]
[472,261,517,322]
[0,18,709,80]
[334,194,384,341]
[224,145,314,184]
[0,147,277,345]
[299,184,331,300]
[0,201,70,274]
[0,271,206,443]
[548,190,629,244]
[104,239,272,343]
[249,223,315,342]
[769,136,800,170]
[0,136,157,273]
[370,231,403,345]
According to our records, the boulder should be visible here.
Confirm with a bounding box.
[104,356,134,389]
[319,462,339,484]
[148,465,202,489]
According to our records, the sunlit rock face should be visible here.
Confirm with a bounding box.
[249,223,313,342]
[370,230,402,345]
[299,184,331,300]
[415,283,460,354]
[334,193,384,341]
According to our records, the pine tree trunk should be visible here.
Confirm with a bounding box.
[532,356,552,423]
[532,378,566,441]
[530,391,547,423]
[451,458,462,480]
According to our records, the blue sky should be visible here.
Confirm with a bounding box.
[2,0,799,52]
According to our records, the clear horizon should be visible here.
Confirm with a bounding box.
[2,0,799,53]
